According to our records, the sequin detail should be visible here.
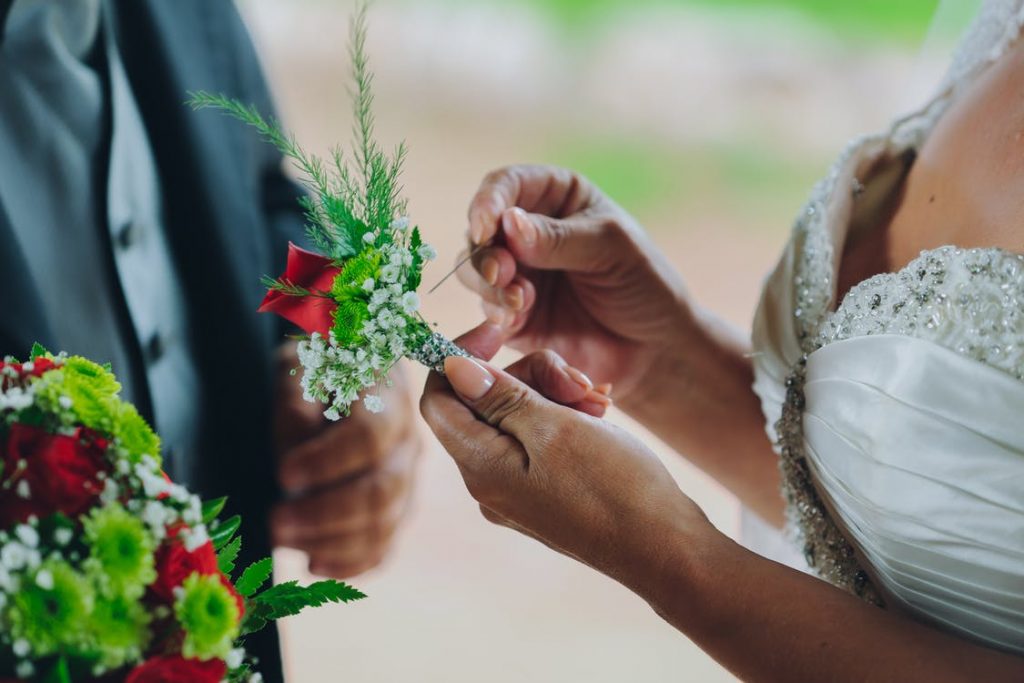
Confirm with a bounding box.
[821,247,1024,377]
[409,331,470,373]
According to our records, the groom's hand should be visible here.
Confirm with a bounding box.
[270,342,421,579]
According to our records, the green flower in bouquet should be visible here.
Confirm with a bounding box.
[7,560,93,656]
[83,503,157,598]
[89,592,151,669]
[113,402,162,462]
[175,573,240,660]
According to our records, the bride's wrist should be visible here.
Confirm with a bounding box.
[606,502,724,614]
[617,302,723,419]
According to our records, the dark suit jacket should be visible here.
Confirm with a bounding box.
[0,1,305,679]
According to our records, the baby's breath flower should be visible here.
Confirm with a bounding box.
[363,395,384,414]
[418,243,437,261]
[400,291,420,315]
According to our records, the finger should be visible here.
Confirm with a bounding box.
[503,349,592,407]
[421,360,528,484]
[470,246,518,289]
[296,525,397,569]
[453,321,505,362]
[467,165,595,245]
[272,466,410,543]
[441,355,566,444]
[278,414,406,494]
[501,206,628,274]
[310,556,383,580]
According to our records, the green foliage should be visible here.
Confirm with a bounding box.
[40,657,72,683]
[210,515,241,551]
[187,3,408,264]
[486,0,937,42]
[217,536,242,576]
[202,496,228,525]
[29,342,48,361]
[407,227,424,291]
[235,558,274,597]
[241,579,366,636]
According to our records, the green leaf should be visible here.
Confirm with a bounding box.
[202,497,228,525]
[235,558,274,597]
[251,579,366,621]
[29,342,50,361]
[217,536,242,576]
[210,515,241,551]
[407,226,424,291]
[41,656,72,683]
[239,602,271,637]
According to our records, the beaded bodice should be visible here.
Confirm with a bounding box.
[755,0,1024,624]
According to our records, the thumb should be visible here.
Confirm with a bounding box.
[500,206,623,273]
[443,355,555,441]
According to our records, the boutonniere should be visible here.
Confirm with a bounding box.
[189,4,466,420]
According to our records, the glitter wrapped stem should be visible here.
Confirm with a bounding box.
[408,332,470,373]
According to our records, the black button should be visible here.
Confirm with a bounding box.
[115,221,139,250]
[144,333,165,365]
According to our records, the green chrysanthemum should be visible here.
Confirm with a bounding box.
[90,592,152,669]
[113,402,161,462]
[175,572,241,660]
[83,503,157,598]
[8,560,94,655]
[331,299,370,347]
[63,356,121,396]
[335,250,380,288]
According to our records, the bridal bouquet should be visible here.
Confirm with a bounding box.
[0,345,363,682]
[189,3,467,421]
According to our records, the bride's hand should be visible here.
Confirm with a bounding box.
[459,164,694,405]
[420,348,709,580]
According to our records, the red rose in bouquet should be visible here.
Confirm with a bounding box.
[0,423,107,526]
[151,531,218,602]
[258,241,341,336]
[125,655,226,683]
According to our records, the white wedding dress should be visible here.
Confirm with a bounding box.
[751,0,1024,656]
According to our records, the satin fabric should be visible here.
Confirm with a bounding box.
[803,334,1024,652]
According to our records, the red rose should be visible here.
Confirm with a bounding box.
[0,357,56,390]
[151,527,244,619]
[125,655,226,683]
[150,529,219,603]
[0,424,107,526]
[258,241,341,336]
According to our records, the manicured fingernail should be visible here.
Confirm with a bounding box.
[481,257,499,286]
[482,303,511,326]
[503,284,524,311]
[508,208,537,246]
[595,383,613,396]
[564,366,593,391]
[444,356,495,399]
[584,389,613,407]
[469,217,484,245]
